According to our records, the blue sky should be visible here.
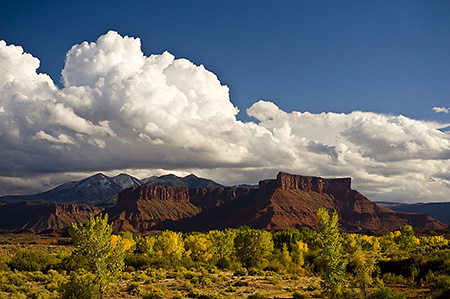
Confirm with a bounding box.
[2,0,449,122]
[0,0,450,203]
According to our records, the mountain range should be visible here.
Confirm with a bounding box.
[0,173,222,206]
[0,172,447,234]
[378,202,450,225]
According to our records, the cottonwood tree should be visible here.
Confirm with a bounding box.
[68,214,125,299]
[207,229,236,268]
[352,240,377,298]
[316,208,347,299]
[153,230,185,265]
[184,232,214,263]
[234,226,274,268]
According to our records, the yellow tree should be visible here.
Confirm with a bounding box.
[153,230,185,264]
[184,233,214,263]
[316,208,347,299]
[68,214,125,299]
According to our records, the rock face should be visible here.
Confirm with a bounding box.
[107,172,446,233]
[0,202,102,232]
[107,185,255,233]
[254,172,446,232]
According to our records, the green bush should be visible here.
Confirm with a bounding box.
[172,292,186,299]
[27,287,55,299]
[124,253,152,270]
[142,286,165,299]
[0,255,10,271]
[126,281,142,296]
[187,289,223,299]
[292,291,308,299]
[58,270,97,299]
[9,250,58,272]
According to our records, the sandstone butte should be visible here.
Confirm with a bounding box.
[106,172,447,234]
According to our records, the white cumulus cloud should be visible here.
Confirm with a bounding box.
[433,107,450,114]
[0,31,450,203]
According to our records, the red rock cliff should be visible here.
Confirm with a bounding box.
[106,172,447,234]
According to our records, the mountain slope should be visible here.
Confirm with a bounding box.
[0,173,223,206]
[0,173,142,205]
[143,174,223,188]
[107,172,446,233]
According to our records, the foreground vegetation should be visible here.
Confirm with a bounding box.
[0,210,449,298]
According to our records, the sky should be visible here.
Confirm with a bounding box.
[0,0,449,203]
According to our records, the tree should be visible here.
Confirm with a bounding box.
[352,241,377,299]
[207,229,236,268]
[394,225,419,249]
[184,233,214,263]
[234,227,274,268]
[316,208,347,299]
[153,230,185,265]
[68,214,125,299]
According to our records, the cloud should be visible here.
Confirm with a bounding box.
[1,31,450,203]
[433,107,450,114]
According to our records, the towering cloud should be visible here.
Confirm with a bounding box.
[1,31,449,202]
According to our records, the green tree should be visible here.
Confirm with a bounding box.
[68,213,125,299]
[316,208,347,299]
[352,242,377,299]
[234,227,274,268]
[394,225,418,249]
[207,229,236,268]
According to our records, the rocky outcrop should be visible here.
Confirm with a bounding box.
[251,172,446,232]
[107,185,255,233]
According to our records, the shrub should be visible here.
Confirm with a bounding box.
[27,287,55,299]
[142,286,165,299]
[172,292,186,299]
[233,267,248,277]
[124,253,152,270]
[59,269,97,299]
[126,281,142,296]
[9,250,58,272]
[292,291,308,299]
[0,255,10,271]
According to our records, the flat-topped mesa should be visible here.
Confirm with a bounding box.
[275,172,352,194]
